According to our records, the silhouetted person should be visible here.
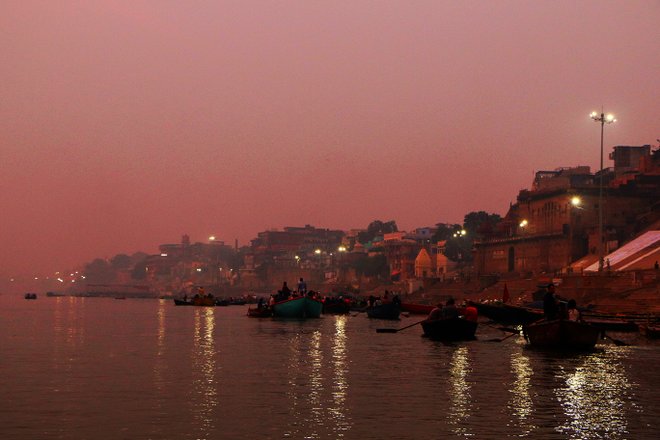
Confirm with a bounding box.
[297,277,307,295]
[442,298,459,319]
[543,284,559,320]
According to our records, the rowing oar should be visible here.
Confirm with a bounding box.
[602,332,629,346]
[486,331,520,343]
[482,322,520,334]
[376,319,427,333]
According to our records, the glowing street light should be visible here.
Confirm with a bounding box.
[209,235,216,242]
[314,249,322,255]
[570,196,582,208]
[337,245,347,252]
[519,220,528,272]
[590,109,616,272]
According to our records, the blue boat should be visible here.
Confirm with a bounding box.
[272,296,323,318]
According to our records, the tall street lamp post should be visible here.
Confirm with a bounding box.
[590,110,616,272]
[519,220,528,273]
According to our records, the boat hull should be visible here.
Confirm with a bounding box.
[470,301,543,325]
[247,307,273,318]
[366,303,400,320]
[421,318,478,341]
[524,319,600,350]
[272,297,323,318]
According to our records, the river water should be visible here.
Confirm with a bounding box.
[1,295,657,439]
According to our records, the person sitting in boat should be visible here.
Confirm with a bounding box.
[566,299,581,321]
[543,284,559,320]
[428,303,444,320]
[268,295,276,307]
[441,298,459,319]
[391,294,401,307]
[257,297,265,309]
[374,296,383,306]
[464,304,478,322]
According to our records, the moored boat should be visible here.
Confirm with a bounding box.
[366,303,400,320]
[639,323,660,339]
[421,317,478,341]
[523,319,600,350]
[24,293,37,300]
[400,303,434,315]
[322,297,351,315]
[173,298,194,306]
[469,301,543,325]
[272,296,323,318]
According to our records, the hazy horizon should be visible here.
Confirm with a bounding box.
[2,1,658,277]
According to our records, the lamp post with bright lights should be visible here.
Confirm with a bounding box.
[519,220,528,273]
[590,110,616,272]
[568,196,582,270]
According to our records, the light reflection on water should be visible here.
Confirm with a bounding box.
[330,316,351,438]
[0,296,658,440]
[447,346,473,437]
[191,307,218,438]
[508,351,535,435]
[555,349,633,439]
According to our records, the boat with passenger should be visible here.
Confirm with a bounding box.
[366,303,400,320]
[421,317,478,341]
[523,319,600,350]
[272,295,323,318]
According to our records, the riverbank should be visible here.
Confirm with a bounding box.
[373,269,660,316]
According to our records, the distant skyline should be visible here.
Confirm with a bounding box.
[1,1,658,277]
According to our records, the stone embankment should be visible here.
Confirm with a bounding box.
[400,270,660,315]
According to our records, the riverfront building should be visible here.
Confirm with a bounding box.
[474,145,659,275]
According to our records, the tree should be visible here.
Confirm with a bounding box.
[357,220,398,244]
[463,211,502,239]
[353,254,389,278]
[110,254,132,270]
[131,260,148,280]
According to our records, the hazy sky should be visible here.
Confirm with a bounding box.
[1,1,658,277]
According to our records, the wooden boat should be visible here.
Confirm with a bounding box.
[193,296,216,307]
[322,298,351,315]
[401,303,434,315]
[173,298,193,306]
[247,307,273,318]
[366,303,400,320]
[24,293,37,300]
[523,319,600,350]
[272,296,323,318]
[639,324,660,339]
[469,301,543,325]
[421,317,478,341]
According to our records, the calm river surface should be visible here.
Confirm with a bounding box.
[1,295,658,439]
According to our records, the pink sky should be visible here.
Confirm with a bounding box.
[1,1,658,277]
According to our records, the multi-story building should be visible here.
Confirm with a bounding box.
[474,145,659,275]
